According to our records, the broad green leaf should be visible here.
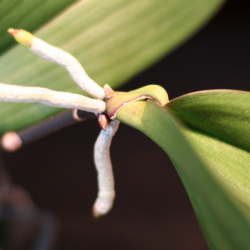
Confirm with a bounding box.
[0,0,225,135]
[116,99,250,249]
[168,90,250,213]
[168,90,250,152]
[0,0,77,54]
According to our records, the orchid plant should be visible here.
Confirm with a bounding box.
[1,28,169,218]
[1,0,250,250]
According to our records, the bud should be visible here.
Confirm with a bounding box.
[98,113,109,131]
[104,84,116,99]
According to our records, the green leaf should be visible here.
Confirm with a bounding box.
[168,90,250,213]
[168,90,250,152]
[0,0,77,54]
[116,98,250,249]
[0,0,225,134]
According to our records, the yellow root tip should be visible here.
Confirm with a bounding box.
[8,28,34,48]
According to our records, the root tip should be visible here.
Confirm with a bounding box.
[92,208,103,219]
[8,28,34,48]
[1,132,22,152]
[8,28,17,35]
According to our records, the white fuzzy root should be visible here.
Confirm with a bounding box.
[93,120,120,218]
[30,38,105,100]
[8,29,105,100]
[0,83,105,114]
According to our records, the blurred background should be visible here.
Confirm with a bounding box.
[1,0,250,249]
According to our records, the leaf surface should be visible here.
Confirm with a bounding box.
[116,97,250,249]
[0,0,77,54]
[167,89,250,213]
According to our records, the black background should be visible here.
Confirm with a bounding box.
[2,0,250,249]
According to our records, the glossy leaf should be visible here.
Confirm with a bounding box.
[116,97,250,249]
[0,0,225,134]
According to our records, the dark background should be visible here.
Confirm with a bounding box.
[1,0,250,249]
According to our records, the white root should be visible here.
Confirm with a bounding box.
[93,120,120,217]
[0,83,105,114]
[30,38,105,100]
[6,29,121,217]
